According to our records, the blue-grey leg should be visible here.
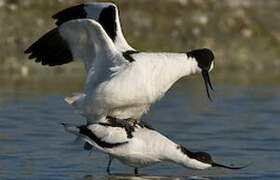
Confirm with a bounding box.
[134,168,138,175]
[106,155,113,174]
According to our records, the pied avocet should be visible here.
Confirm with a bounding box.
[62,116,245,174]
[25,3,214,123]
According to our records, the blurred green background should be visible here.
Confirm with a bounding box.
[0,0,280,90]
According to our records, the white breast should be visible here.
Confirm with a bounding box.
[83,52,199,120]
[94,124,174,168]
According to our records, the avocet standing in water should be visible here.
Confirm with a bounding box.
[24,2,215,123]
[23,2,246,175]
[62,116,246,174]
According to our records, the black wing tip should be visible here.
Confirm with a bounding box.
[24,48,31,54]
[24,28,73,66]
[98,5,117,42]
[52,4,86,18]
[52,4,87,26]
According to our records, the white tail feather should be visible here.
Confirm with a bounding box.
[64,97,74,105]
[64,93,85,105]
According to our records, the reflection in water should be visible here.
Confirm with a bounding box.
[79,174,211,180]
[0,78,280,179]
[1,0,280,179]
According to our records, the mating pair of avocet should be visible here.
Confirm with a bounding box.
[25,2,246,174]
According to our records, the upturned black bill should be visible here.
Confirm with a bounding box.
[212,162,248,169]
[202,70,214,101]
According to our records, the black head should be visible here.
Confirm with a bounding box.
[193,151,248,169]
[178,145,248,169]
[192,152,213,164]
[187,48,214,71]
[179,145,213,164]
[186,48,215,101]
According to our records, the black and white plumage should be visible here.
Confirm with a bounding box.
[62,117,245,174]
[52,2,134,52]
[23,3,246,174]
[24,3,214,124]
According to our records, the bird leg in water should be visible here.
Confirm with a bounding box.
[134,168,138,175]
[106,156,113,174]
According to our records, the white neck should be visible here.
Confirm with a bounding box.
[145,53,201,99]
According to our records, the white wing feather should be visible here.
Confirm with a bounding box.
[88,124,129,144]
[58,19,119,73]
[53,2,134,52]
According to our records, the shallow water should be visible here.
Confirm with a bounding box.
[1,0,280,179]
[0,76,280,180]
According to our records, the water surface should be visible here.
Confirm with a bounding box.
[0,76,279,180]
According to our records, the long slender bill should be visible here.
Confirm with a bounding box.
[202,70,214,101]
[212,162,249,170]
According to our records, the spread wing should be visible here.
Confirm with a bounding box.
[24,19,119,74]
[52,2,134,52]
